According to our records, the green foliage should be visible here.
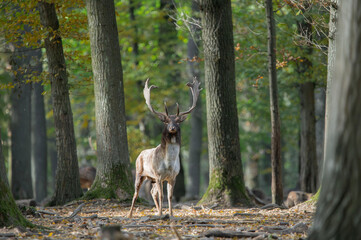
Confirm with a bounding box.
[231,0,327,192]
[127,126,152,164]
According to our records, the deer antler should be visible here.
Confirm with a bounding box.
[178,77,202,117]
[143,78,168,121]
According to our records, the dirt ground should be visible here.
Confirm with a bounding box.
[0,199,315,239]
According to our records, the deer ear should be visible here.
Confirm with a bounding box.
[158,115,169,123]
[177,115,187,123]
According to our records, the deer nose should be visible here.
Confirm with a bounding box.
[170,126,176,132]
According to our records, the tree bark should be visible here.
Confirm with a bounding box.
[315,88,325,175]
[38,1,83,205]
[198,0,250,207]
[174,156,185,202]
[297,16,318,193]
[85,0,133,199]
[159,0,179,84]
[9,44,33,200]
[299,82,318,193]
[322,0,338,178]
[129,0,139,66]
[265,0,283,205]
[186,0,202,200]
[308,0,361,238]
[0,129,8,187]
[30,48,48,203]
[46,97,58,190]
[0,127,32,228]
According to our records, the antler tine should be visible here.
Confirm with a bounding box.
[178,77,202,116]
[143,78,168,120]
[164,102,169,116]
[176,103,180,116]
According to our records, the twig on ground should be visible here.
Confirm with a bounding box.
[66,203,85,219]
[203,229,278,239]
[171,225,182,240]
[36,210,57,215]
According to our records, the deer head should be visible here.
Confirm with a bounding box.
[143,77,202,128]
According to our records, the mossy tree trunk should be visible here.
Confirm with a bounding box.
[85,0,133,200]
[308,1,361,238]
[39,1,83,205]
[198,0,250,207]
[0,127,32,228]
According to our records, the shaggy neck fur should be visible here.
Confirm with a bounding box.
[161,127,181,149]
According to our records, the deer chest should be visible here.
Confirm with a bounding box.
[157,144,180,178]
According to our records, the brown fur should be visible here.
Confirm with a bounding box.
[285,191,313,208]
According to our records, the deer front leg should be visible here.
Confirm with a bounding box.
[128,175,145,218]
[156,179,163,216]
[167,180,175,216]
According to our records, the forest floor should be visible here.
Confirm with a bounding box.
[0,199,315,239]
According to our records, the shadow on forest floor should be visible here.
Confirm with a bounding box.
[0,199,315,239]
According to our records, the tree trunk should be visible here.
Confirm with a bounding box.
[315,88,325,175]
[297,16,318,194]
[0,127,32,228]
[159,0,179,84]
[265,0,283,205]
[258,143,272,191]
[299,82,318,193]
[0,129,9,187]
[49,138,57,189]
[322,0,338,178]
[30,48,48,203]
[38,1,83,205]
[129,0,139,66]
[186,0,202,200]
[85,0,133,200]
[46,95,58,190]
[174,155,185,202]
[9,44,33,200]
[198,0,250,207]
[308,1,361,238]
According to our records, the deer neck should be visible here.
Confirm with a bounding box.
[161,128,181,148]
[160,130,180,160]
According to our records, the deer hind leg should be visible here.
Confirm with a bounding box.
[167,180,175,216]
[151,182,159,213]
[128,174,145,218]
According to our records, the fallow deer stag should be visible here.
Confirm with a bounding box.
[128,77,201,218]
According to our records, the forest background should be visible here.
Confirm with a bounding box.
[0,0,329,203]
